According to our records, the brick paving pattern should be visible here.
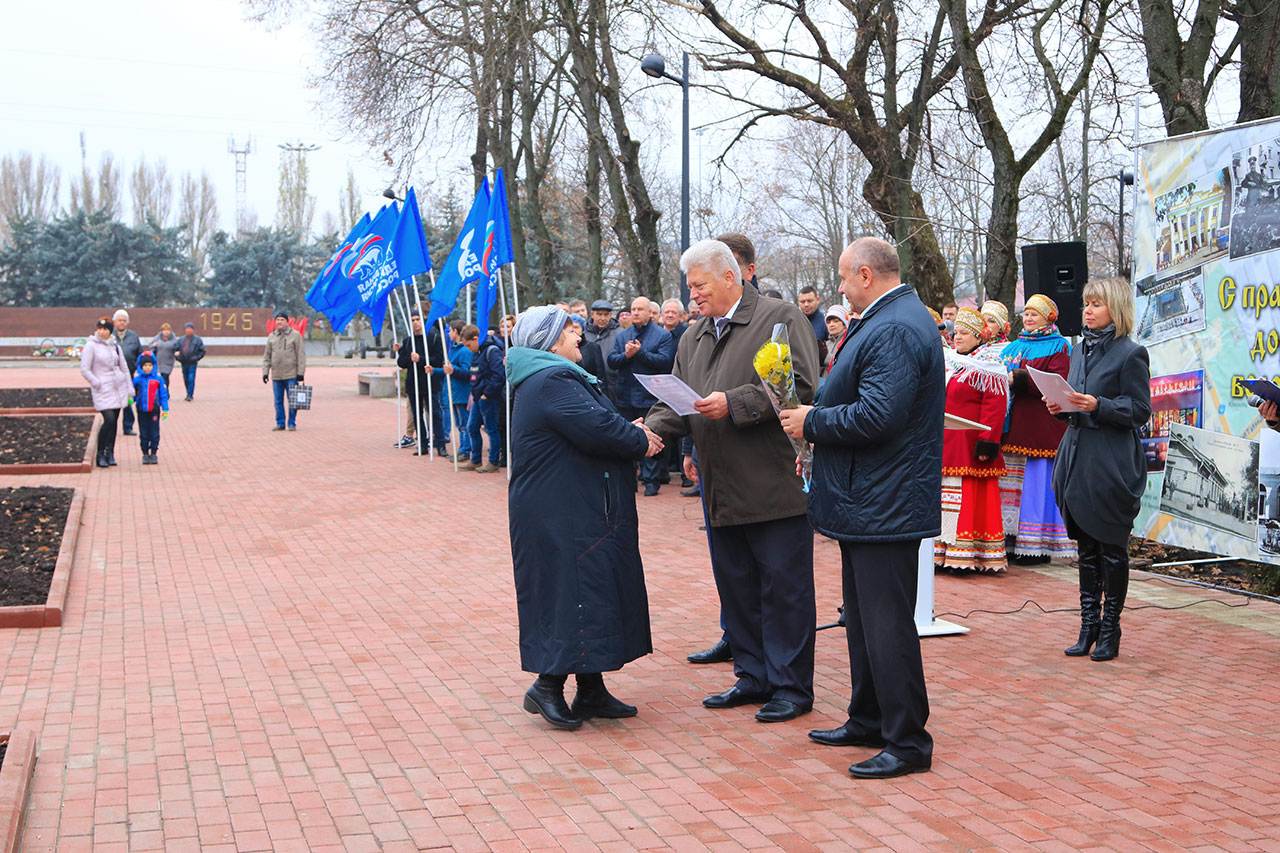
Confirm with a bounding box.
[2,363,1279,851]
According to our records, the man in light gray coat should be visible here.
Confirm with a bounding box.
[262,312,306,431]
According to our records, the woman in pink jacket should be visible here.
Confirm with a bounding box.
[80,317,134,468]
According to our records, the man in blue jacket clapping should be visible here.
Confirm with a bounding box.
[608,296,675,496]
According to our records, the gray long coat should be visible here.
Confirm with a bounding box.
[1052,334,1151,545]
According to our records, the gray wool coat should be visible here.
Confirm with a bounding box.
[1052,333,1151,546]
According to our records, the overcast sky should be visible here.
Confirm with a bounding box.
[0,0,418,234]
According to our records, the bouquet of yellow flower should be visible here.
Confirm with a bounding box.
[753,322,812,489]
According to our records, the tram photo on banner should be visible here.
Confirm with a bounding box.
[1132,114,1280,564]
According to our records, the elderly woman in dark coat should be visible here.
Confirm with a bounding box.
[507,305,665,730]
[1050,277,1151,662]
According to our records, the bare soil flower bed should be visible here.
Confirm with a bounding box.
[0,416,94,466]
[1130,537,1280,597]
[0,487,73,608]
[0,388,91,410]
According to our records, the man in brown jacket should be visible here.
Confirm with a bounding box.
[262,312,307,431]
[645,238,820,723]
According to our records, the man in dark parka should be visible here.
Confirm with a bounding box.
[780,236,943,780]
[645,238,820,724]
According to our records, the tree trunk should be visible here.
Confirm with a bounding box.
[1137,0,1220,136]
[584,143,604,299]
[861,155,955,310]
[1238,0,1280,122]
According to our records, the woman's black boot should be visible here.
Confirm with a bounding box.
[1065,538,1102,657]
[571,673,638,720]
[1091,543,1129,661]
[523,674,581,730]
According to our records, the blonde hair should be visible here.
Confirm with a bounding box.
[1082,277,1135,337]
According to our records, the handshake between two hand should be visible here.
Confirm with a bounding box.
[631,419,664,458]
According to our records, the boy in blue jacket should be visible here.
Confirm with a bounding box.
[465,324,505,473]
[132,353,170,465]
[435,320,474,464]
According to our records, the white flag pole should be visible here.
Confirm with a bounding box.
[429,266,459,472]
[466,283,473,325]
[509,263,521,315]
[387,290,403,447]
[392,286,415,441]
[498,265,513,481]
[401,285,426,457]
[409,275,435,461]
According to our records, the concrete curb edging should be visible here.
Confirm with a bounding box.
[0,488,83,628]
[0,730,38,853]
[0,413,98,476]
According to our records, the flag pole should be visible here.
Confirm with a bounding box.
[387,291,403,448]
[509,263,521,315]
[401,285,426,458]
[429,269,459,472]
[392,286,415,444]
[410,275,435,461]
[466,283,472,325]
[498,265,513,482]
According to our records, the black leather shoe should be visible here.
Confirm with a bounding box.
[808,722,886,748]
[122,429,135,436]
[703,685,770,709]
[849,750,930,779]
[681,486,700,497]
[687,638,733,664]
[755,698,811,723]
[95,452,109,469]
[571,674,638,719]
[643,482,659,497]
[523,678,582,730]
[681,476,694,488]
[106,452,117,466]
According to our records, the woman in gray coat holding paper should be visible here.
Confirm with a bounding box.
[1049,277,1150,663]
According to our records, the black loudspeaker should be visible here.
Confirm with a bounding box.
[1022,241,1087,337]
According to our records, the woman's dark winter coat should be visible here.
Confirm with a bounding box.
[508,364,653,674]
[1053,333,1151,546]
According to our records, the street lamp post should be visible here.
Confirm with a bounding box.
[1117,167,1135,278]
[641,51,691,308]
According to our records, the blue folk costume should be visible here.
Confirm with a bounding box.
[998,294,1076,561]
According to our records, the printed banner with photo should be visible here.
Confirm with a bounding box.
[1142,370,1204,472]
[1135,268,1207,346]
[1131,115,1280,562]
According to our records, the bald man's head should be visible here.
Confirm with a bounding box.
[838,237,902,313]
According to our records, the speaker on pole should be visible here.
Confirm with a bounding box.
[1021,242,1087,336]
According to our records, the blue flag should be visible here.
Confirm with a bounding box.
[361,187,433,335]
[428,179,491,327]
[476,168,514,339]
[306,212,372,312]
[318,203,399,334]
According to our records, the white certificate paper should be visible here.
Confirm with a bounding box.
[1027,366,1083,412]
[635,373,702,416]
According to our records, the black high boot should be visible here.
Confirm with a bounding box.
[1091,542,1129,661]
[95,450,109,468]
[523,674,581,730]
[571,673,638,720]
[1065,537,1103,657]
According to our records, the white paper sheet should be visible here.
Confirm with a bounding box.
[635,373,702,416]
[1027,365,1083,412]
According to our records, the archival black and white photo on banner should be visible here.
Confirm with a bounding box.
[1160,423,1260,541]
[1134,267,1207,346]
[1152,168,1230,274]
[1259,428,1280,555]
[1230,138,1280,259]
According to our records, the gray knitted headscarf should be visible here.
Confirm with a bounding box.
[512,305,571,352]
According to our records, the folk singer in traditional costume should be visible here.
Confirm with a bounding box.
[936,308,1011,573]
[999,294,1076,564]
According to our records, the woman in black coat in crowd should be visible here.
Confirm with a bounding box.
[1050,277,1151,662]
[506,306,665,730]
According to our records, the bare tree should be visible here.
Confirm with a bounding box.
[945,0,1113,308]
[178,172,219,280]
[277,145,317,236]
[340,168,361,228]
[0,153,61,245]
[1136,0,1238,136]
[69,151,122,218]
[1235,0,1280,122]
[130,159,173,227]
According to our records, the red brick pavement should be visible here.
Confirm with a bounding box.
[1,363,1279,851]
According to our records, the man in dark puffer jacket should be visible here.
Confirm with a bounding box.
[780,236,943,781]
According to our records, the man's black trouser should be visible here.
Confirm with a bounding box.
[707,513,815,705]
[840,539,932,766]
